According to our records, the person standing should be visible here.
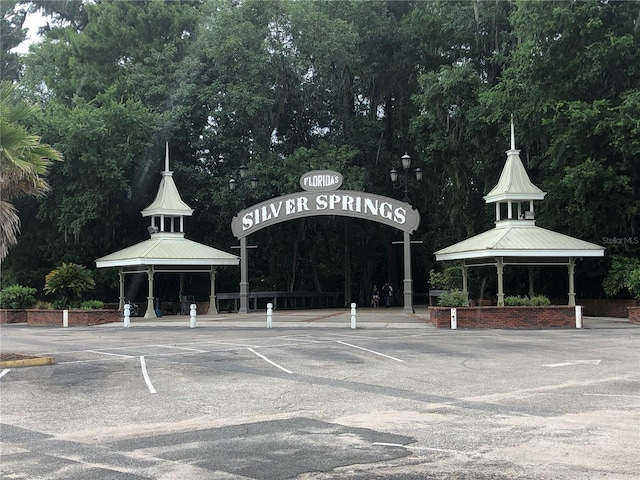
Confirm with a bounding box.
[381,282,391,307]
[371,285,380,308]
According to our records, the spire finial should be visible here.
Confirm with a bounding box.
[165,142,170,172]
[510,115,516,150]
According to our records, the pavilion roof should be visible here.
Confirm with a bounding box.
[95,233,239,268]
[434,222,605,262]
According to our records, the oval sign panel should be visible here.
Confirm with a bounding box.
[300,170,343,192]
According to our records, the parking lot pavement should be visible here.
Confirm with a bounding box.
[1,309,638,479]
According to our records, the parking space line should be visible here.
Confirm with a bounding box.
[86,349,135,358]
[372,442,475,456]
[247,348,293,374]
[336,341,404,362]
[155,344,208,353]
[583,393,640,398]
[0,369,10,379]
[139,356,157,393]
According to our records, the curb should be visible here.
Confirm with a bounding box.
[0,356,55,368]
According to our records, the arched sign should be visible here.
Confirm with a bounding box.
[230,169,422,315]
[231,189,420,239]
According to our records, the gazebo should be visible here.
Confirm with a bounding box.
[434,121,605,306]
[95,144,239,318]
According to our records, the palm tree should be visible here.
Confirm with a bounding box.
[0,81,62,260]
[44,262,95,308]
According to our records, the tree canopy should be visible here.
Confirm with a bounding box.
[2,0,638,304]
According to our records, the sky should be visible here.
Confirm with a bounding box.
[12,10,47,54]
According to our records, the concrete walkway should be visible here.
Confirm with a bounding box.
[120,306,432,328]
[115,306,634,329]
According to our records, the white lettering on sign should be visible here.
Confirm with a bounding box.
[299,170,343,191]
[240,193,410,233]
[303,174,340,189]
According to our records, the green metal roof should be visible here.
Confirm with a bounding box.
[435,221,605,261]
[95,233,239,268]
[141,143,194,217]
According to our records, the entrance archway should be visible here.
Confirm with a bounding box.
[230,171,421,313]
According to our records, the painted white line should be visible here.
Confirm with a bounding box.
[0,369,10,379]
[372,442,474,455]
[155,345,208,353]
[583,393,640,398]
[336,341,404,362]
[247,348,293,374]
[139,356,157,393]
[86,350,135,358]
[544,360,601,367]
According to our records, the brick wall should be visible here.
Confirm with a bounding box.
[0,310,28,323]
[26,309,121,326]
[577,299,640,318]
[430,306,577,329]
[629,307,640,325]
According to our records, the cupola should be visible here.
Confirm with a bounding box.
[483,118,546,226]
[141,143,194,235]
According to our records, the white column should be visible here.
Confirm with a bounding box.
[507,200,513,219]
[568,257,576,306]
[402,230,414,314]
[495,203,500,221]
[144,266,157,319]
[118,270,125,310]
[239,236,249,314]
[208,268,218,314]
[496,257,505,307]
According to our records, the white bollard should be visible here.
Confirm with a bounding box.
[124,304,130,328]
[575,305,583,329]
[351,303,356,329]
[190,303,197,328]
[63,309,69,328]
[267,302,273,328]
[450,308,457,330]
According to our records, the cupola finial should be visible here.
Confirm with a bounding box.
[165,142,170,172]
[510,115,516,150]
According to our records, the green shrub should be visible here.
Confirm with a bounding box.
[528,295,551,306]
[80,300,104,310]
[0,284,37,309]
[504,295,551,306]
[429,266,462,290]
[504,295,528,306]
[44,262,95,308]
[437,290,469,307]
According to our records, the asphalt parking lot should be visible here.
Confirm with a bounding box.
[1,308,639,479]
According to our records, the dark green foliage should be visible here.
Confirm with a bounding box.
[603,256,640,300]
[3,0,638,304]
[437,290,469,307]
[504,295,551,306]
[80,300,104,310]
[44,262,95,308]
[0,284,37,309]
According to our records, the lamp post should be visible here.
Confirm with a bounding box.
[390,153,423,313]
[230,164,258,314]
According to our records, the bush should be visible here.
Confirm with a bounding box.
[528,295,551,306]
[80,300,104,310]
[504,295,528,306]
[0,284,37,309]
[504,295,551,306]
[44,262,95,308]
[437,290,469,307]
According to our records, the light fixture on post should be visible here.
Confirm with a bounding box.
[389,152,423,314]
[390,153,423,203]
[229,163,259,314]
